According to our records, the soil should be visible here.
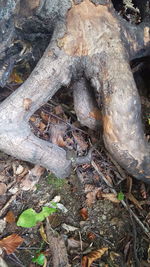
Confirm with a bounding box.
[0,88,149,266]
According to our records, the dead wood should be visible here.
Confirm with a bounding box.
[46,219,70,267]
[0,0,149,182]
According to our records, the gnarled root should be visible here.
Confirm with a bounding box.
[0,47,72,178]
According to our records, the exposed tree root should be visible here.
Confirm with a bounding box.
[0,0,149,182]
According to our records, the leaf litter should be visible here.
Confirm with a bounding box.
[0,88,149,266]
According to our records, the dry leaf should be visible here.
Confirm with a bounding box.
[0,183,7,195]
[38,121,46,131]
[23,98,32,111]
[87,232,96,241]
[54,105,64,115]
[39,225,49,244]
[15,165,24,175]
[85,187,101,207]
[0,234,24,254]
[62,223,78,232]
[126,193,142,210]
[82,247,108,267]
[101,193,120,203]
[40,111,50,122]
[20,165,45,191]
[67,238,88,249]
[10,70,23,84]
[5,211,16,223]
[72,132,88,151]
[80,208,88,220]
[140,183,147,199]
[30,116,36,122]
[50,124,66,147]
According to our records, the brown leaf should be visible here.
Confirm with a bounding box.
[30,116,36,122]
[10,70,23,84]
[82,247,108,267]
[20,165,45,191]
[50,124,66,147]
[140,183,147,199]
[101,193,120,203]
[80,208,88,220]
[5,211,16,223]
[0,234,24,254]
[38,121,46,131]
[85,187,101,207]
[54,105,64,115]
[126,193,142,210]
[72,132,88,151]
[87,232,96,241]
[40,111,50,122]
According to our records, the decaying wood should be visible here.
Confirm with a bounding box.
[46,219,70,267]
[0,0,149,182]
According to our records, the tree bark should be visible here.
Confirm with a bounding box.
[0,0,149,182]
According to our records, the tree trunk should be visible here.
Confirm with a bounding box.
[0,0,149,182]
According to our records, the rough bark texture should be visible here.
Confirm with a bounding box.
[0,0,149,182]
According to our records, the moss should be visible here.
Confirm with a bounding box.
[47,173,67,188]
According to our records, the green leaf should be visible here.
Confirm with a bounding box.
[17,208,37,228]
[17,205,58,228]
[32,253,45,266]
[117,192,124,201]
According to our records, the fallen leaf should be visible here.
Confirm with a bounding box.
[87,232,96,241]
[38,121,46,131]
[67,238,88,249]
[54,105,64,115]
[82,247,108,267]
[0,234,24,254]
[50,124,66,147]
[10,70,23,84]
[126,193,142,210]
[20,165,45,191]
[0,183,7,195]
[140,183,147,199]
[15,165,24,175]
[62,223,78,232]
[80,208,88,220]
[86,187,101,207]
[5,211,16,223]
[39,225,49,244]
[40,111,50,122]
[101,193,120,203]
[72,132,88,151]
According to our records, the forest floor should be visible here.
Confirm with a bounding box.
[0,84,150,267]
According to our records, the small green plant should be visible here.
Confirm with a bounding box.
[117,192,124,201]
[17,202,57,228]
[32,253,45,266]
[47,173,67,188]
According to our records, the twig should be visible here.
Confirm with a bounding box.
[0,193,18,217]
[127,199,140,267]
[105,151,127,180]
[91,160,150,239]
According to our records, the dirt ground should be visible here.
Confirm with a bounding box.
[0,86,149,266]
